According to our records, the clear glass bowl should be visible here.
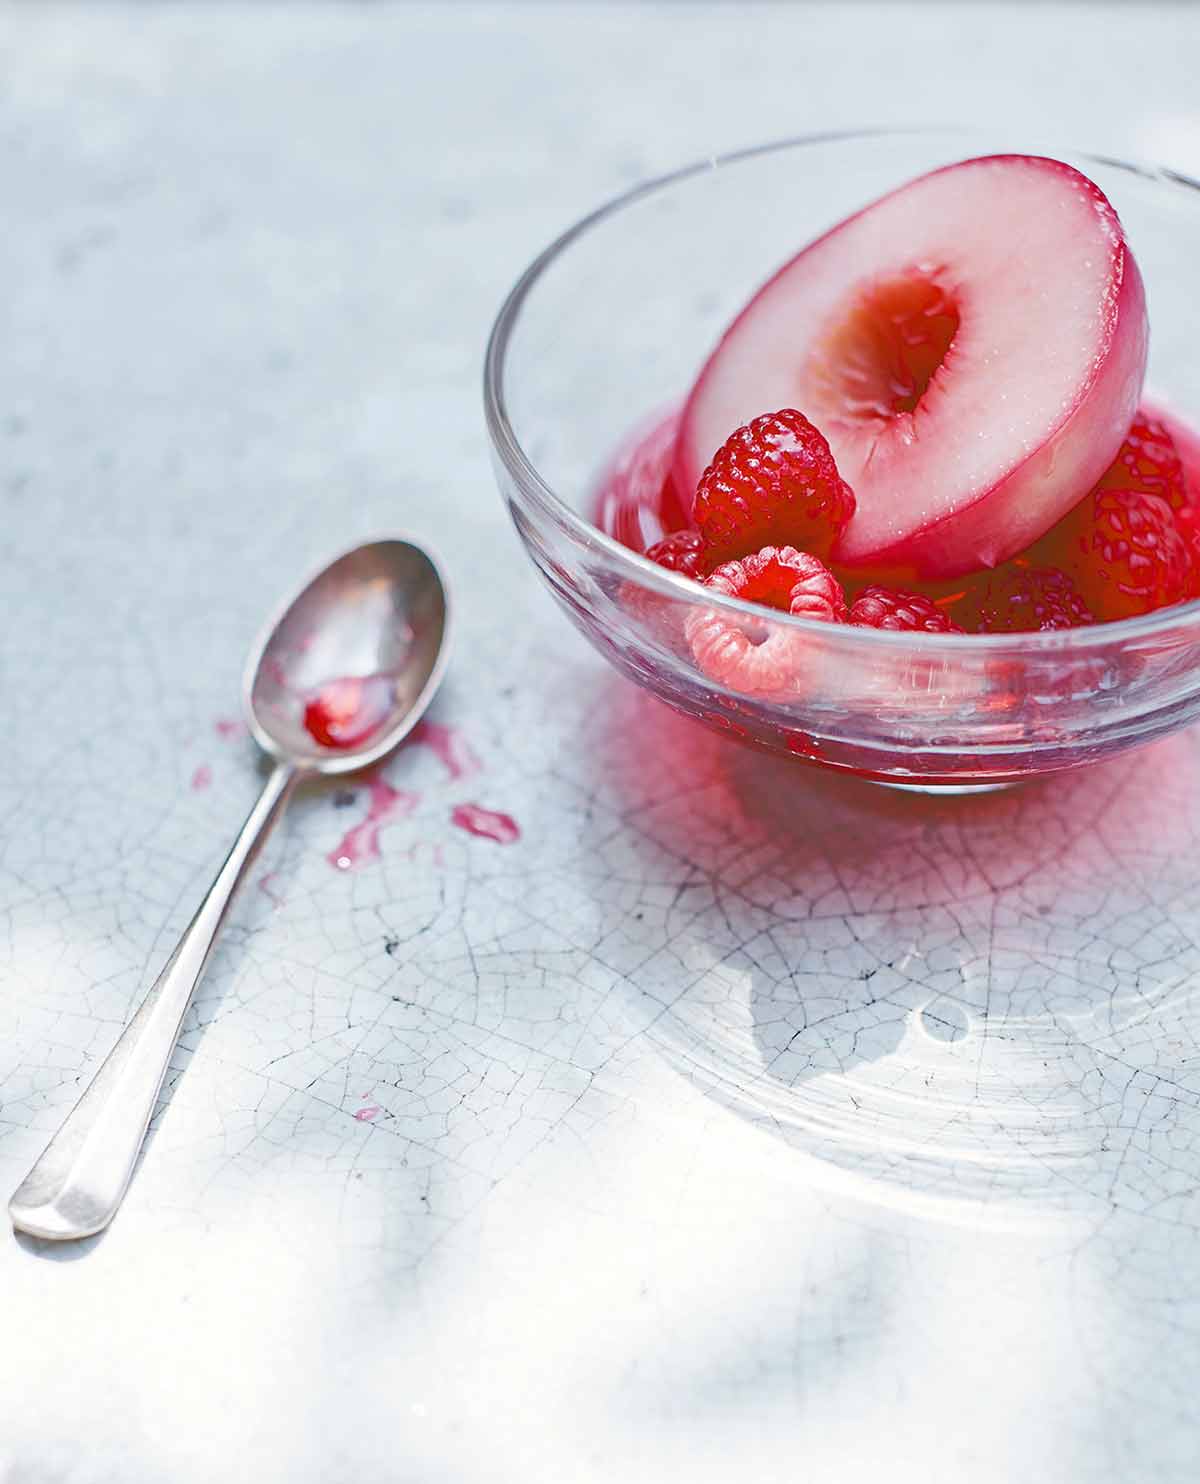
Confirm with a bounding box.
[484,130,1200,791]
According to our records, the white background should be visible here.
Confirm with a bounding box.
[3,5,1200,1481]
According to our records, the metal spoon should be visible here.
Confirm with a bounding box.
[9,537,450,1242]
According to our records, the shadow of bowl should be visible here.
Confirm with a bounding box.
[592,680,1200,1220]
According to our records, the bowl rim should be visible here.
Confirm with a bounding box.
[483,126,1200,655]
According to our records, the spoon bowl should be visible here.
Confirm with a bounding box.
[246,538,450,773]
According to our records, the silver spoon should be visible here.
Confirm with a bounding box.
[9,537,450,1242]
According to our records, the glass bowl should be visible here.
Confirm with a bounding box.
[484,130,1200,791]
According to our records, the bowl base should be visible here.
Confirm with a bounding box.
[872,779,1019,795]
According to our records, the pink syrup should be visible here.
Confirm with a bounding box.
[190,764,213,792]
[411,719,481,780]
[354,1105,382,1123]
[592,407,689,554]
[451,803,521,844]
[329,776,419,871]
[594,400,1200,604]
[214,717,248,740]
[303,673,395,750]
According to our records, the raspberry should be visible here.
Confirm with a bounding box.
[645,529,709,579]
[849,586,964,634]
[705,544,848,621]
[1003,412,1200,622]
[971,563,1095,633]
[692,409,855,564]
[686,546,845,695]
[1041,487,1199,621]
[1096,413,1190,510]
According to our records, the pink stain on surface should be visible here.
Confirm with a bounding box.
[329,776,419,871]
[214,717,248,740]
[190,764,213,791]
[451,803,521,844]
[258,871,285,909]
[412,720,481,781]
[354,1105,382,1123]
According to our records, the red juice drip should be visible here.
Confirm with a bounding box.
[451,803,520,844]
[329,777,418,871]
[411,719,481,781]
[304,673,395,749]
[354,1105,382,1123]
[214,717,247,740]
[258,871,285,908]
[190,764,212,791]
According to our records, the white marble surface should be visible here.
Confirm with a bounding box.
[4,4,1200,1480]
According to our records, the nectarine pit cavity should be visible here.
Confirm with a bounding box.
[815,268,960,424]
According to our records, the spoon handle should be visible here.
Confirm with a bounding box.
[9,761,299,1241]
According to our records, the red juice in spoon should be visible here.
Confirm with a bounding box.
[303,673,396,749]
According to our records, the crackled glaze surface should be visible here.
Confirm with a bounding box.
[4,5,1200,1481]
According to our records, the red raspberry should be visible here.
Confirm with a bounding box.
[1041,488,1198,621]
[645,529,709,579]
[692,409,855,564]
[686,546,845,694]
[972,563,1095,633]
[849,586,964,634]
[1096,413,1190,510]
